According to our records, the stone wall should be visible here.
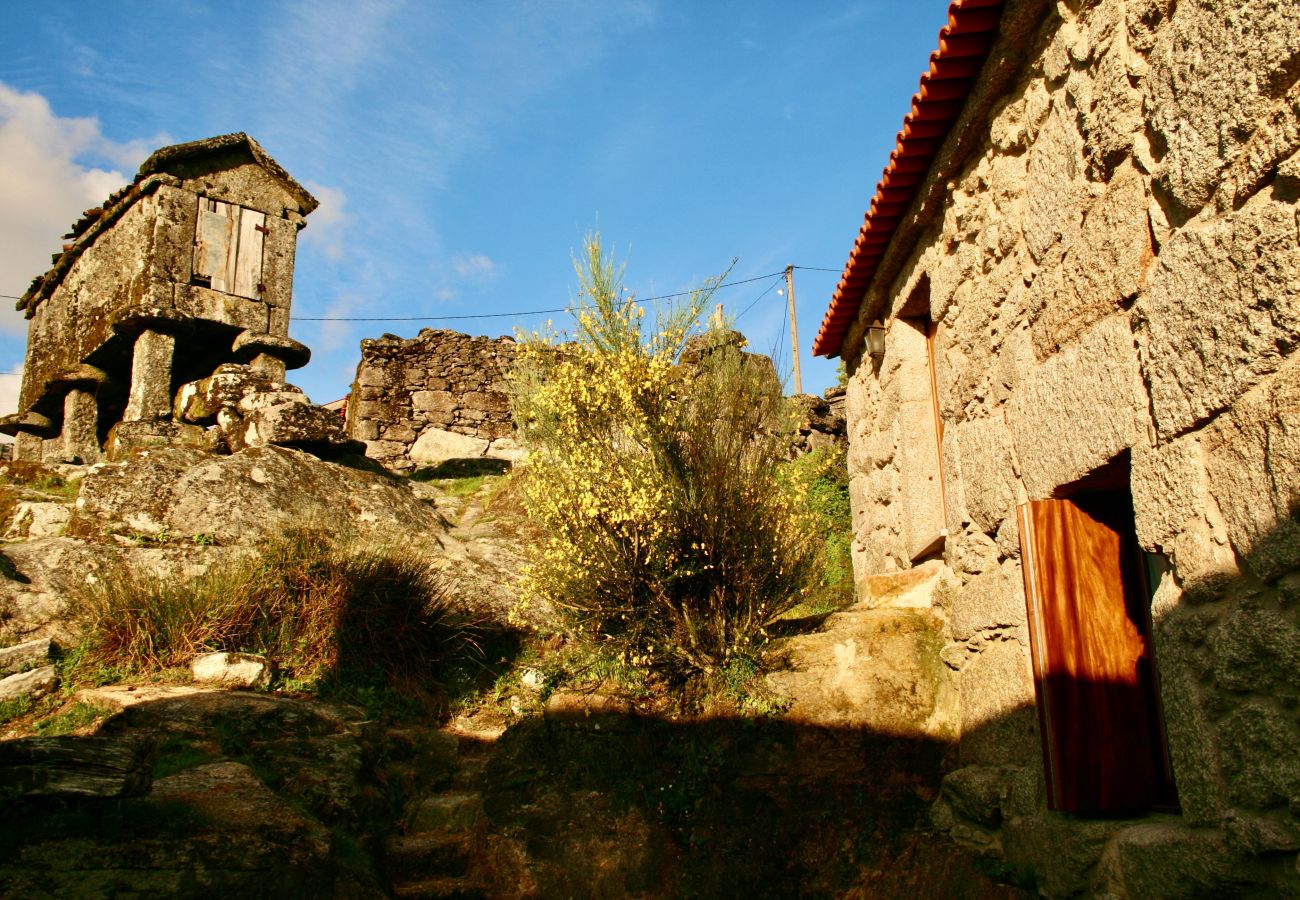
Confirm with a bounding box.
[347,327,847,473]
[840,0,1300,894]
[345,329,519,472]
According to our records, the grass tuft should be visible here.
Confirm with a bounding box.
[65,528,479,711]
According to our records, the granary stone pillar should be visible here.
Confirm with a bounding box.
[62,386,100,464]
[14,432,42,462]
[51,363,109,464]
[232,330,310,383]
[123,327,176,423]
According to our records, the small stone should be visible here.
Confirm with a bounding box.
[191,651,271,690]
[0,637,53,678]
[518,668,546,693]
[0,664,58,702]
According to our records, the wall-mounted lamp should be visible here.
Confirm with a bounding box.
[866,320,887,363]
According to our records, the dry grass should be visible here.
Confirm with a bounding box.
[66,529,477,700]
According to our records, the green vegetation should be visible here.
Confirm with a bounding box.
[32,701,113,736]
[510,234,818,684]
[779,445,854,616]
[0,461,80,498]
[65,528,479,710]
[0,693,31,725]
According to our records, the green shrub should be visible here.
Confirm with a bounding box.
[67,529,477,701]
[780,445,854,613]
[510,234,819,680]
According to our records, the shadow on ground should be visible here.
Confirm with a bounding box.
[0,687,1031,899]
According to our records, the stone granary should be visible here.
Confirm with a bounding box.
[815,0,1300,895]
[2,132,328,463]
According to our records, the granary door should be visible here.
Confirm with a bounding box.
[1016,496,1178,814]
[193,197,266,299]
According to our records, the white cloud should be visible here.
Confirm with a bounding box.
[0,83,160,334]
[452,252,497,280]
[299,180,351,262]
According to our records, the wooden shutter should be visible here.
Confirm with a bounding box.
[1017,496,1176,814]
[193,198,265,299]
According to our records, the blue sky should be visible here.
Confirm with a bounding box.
[0,1,947,408]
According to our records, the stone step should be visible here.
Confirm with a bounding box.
[407,791,481,833]
[450,755,491,791]
[385,832,474,882]
[391,875,487,899]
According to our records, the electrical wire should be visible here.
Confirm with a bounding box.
[3,265,844,321]
[733,274,786,324]
[292,270,786,322]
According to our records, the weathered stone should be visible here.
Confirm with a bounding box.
[348,330,518,473]
[1094,823,1250,899]
[942,765,1013,827]
[123,328,177,423]
[71,445,445,545]
[1022,96,1089,263]
[1029,162,1151,357]
[174,364,280,423]
[407,791,481,833]
[766,608,957,738]
[1006,315,1150,499]
[1139,185,1300,441]
[237,400,353,452]
[61,385,101,464]
[191,651,272,690]
[862,559,949,610]
[1002,815,1127,899]
[1217,703,1300,810]
[0,735,155,798]
[4,501,71,540]
[951,415,1021,535]
[958,638,1038,766]
[0,537,107,642]
[1212,606,1300,698]
[951,562,1025,643]
[0,664,58,702]
[0,637,53,677]
[1202,359,1300,581]
[411,390,455,414]
[1153,607,1228,826]
[1131,432,1206,551]
[1145,0,1300,218]
[486,436,526,462]
[410,427,491,466]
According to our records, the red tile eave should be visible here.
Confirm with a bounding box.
[812,0,1005,358]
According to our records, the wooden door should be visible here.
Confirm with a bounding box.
[194,198,265,299]
[1017,495,1177,814]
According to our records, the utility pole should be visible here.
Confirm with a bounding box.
[784,265,803,395]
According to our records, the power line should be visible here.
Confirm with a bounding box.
[292,270,786,322]
[734,274,785,323]
[791,266,843,274]
[5,261,842,321]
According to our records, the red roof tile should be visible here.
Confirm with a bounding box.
[812,0,1005,358]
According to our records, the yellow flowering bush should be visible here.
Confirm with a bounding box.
[510,235,818,678]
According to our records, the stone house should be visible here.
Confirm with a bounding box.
[3,133,320,463]
[814,0,1300,894]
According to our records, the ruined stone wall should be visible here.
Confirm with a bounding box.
[842,0,1300,894]
[345,329,519,472]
